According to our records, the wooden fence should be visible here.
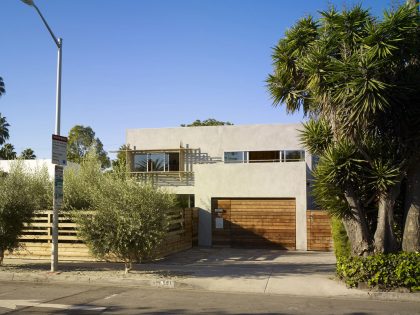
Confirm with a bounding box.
[6,208,198,261]
[307,210,333,251]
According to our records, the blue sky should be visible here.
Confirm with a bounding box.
[1,0,398,159]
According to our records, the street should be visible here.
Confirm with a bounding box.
[0,281,418,315]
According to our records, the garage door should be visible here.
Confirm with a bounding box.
[212,198,296,249]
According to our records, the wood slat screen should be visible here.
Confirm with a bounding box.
[6,208,198,261]
[307,210,333,251]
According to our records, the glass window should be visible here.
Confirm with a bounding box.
[134,154,147,171]
[149,153,165,171]
[168,153,180,171]
[283,150,305,162]
[224,151,246,163]
[248,151,280,163]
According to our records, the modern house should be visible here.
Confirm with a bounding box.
[125,123,318,251]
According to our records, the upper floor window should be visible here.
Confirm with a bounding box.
[282,150,305,162]
[134,152,180,172]
[224,150,305,164]
[249,151,280,163]
[224,151,246,163]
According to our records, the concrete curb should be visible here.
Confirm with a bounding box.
[1,270,419,302]
[0,271,198,290]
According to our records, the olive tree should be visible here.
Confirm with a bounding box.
[73,172,175,273]
[0,162,51,264]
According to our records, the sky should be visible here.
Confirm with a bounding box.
[1,0,400,159]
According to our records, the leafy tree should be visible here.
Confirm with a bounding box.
[267,3,419,255]
[19,148,36,160]
[73,173,175,273]
[0,143,16,160]
[0,162,52,264]
[63,151,103,211]
[181,118,233,127]
[0,77,4,98]
[67,125,110,168]
[0,115,10,146]
[111,144,130,171]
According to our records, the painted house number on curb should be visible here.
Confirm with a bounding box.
[151,279,175,288]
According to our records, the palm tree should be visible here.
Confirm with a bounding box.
[0,143,16,160]
[0,77,5,98]
[267,4,419,254]
[0,115,10,146]
[20,148,36,160]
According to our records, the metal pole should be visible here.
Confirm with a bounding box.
[55,38,62,135]
[51,38,62,273]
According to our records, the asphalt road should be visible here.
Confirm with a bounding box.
[0,281,418,315]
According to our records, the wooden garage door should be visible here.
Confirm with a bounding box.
[212,198,296,249]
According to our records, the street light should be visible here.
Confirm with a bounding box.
[21,0,62,272]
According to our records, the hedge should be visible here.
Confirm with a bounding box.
[336,253,420,291]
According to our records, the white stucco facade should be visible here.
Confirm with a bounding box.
[126,123,311,250]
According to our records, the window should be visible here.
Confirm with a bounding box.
[133,152,180,172]
[224,151,246,163]
[282,150,305,162]
[224,150,305,164]
[249,151,280,163]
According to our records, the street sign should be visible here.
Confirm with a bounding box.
[52,134,67,165]
[54,165,63,209]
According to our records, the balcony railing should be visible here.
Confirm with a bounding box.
[130,171,194,186]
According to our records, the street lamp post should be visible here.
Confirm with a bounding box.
[21,0,62,272]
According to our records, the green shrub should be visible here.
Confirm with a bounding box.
[331,216,351,258]
[337,253,420,291]
[63,151,103,210]
[0,162,52,264]
[73,174,176,273]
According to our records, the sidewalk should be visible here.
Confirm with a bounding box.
[1,248,419,302]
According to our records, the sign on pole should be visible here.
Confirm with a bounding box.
[52,134,67,165]
[54,165,64,209]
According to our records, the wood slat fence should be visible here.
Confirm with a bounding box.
[6,208,198,261]
[307,210,333,251]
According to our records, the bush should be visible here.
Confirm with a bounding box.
[336,253,420,291]
[0,162,52,264]
[73,173,175,273]
[331,216,351,258]
[63,151,102,210]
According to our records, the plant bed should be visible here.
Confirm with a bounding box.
[336,253,420,292]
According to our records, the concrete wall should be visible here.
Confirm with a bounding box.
[0,159,77,179]
[126,123,310,250]
[126,123,305,159]
[0,159,57,178]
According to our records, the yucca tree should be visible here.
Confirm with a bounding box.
[268,4,420,255]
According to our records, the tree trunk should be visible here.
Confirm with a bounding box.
[0,248,4,265]
[124,261,132,274]
[343,188,371,256]
[402,163,420,252]
[374,188,400,253]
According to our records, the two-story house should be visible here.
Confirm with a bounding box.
[125,123,313,250]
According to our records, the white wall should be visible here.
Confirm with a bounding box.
[127,123,305,159]
[0,159,77,179]
[0,159,56,177]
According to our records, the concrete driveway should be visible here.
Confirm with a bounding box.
[141,247,364,297]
